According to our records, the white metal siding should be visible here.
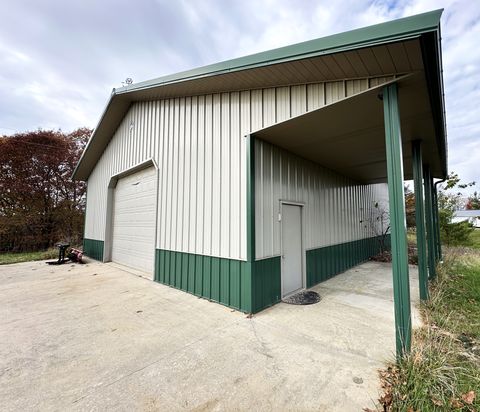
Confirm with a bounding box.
[255,139,389,259]
[111,167,157,275]
[84,76,392,261]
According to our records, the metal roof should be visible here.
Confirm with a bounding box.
[114,9,442,95]
[73,9,445,181]
[454,210,480,217]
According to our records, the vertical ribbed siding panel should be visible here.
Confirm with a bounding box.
[252,256,281,312]
[331,172,338,245]
[154,249,251,312]
[183,98,191,253]
[350,184,356,241]
[352,186,360,240]
[272,145,281,254]
[263,143,273,257]
[291,85,307,117]
[367,186,375,236]
[141,102,147,162]
[136,103,142,164]
[159,101,167,250]
[230,92,240,259]
[220,93,230,258]
[196,96,205,255]
[364,184,370,238]
[211,94,221,257]
[326,177,334,275]
[239,91,250,261]
[152,101,158,175]
[204,95,213,256]
[84,174,102,239]
[136,102,142,164]
[167,100,175,251]
[156,101,164,249]
[346,181,352,242]
[177,98,185,252]
[173,99,181,251]
[305,235,391,288]
[276,87,290,122]
[83,239,104,261]
[263,88,276,127]
[189,97,198,255]
[307,83,325,111]
[369,76,394,87]
[251,90,263,130]
[325,81,345,104]
[346,78,369,96]
[255,139,389,258]
[83,77,391,259]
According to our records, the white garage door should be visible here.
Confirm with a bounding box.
[112,167,157,277]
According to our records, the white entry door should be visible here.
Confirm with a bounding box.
[281,203,304,297]
[111,167,157,277]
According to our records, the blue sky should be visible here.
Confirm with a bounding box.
[0,0,478,188]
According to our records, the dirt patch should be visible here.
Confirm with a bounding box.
[370,246,418,265]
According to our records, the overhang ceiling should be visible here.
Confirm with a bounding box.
[122,39,423,101]
[252,73,440,184]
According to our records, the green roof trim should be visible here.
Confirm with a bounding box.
[115,9,443,95]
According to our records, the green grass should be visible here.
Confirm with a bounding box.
[379,249,480,411]
[429,252,480,339]
[0,249,58,265]
[468,229,480,249]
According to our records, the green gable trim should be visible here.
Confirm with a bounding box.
[154,249,252,313]
[116,10,443,96]
[83,238,104,261]
[306,235,391,287]
[420,31,447,177]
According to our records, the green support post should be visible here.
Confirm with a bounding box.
[245,134,255,313]
[383,83,411,358]
[412,141,429,300]
[433,186,442,261]
[430,182,438,263]
[423,166,436,279]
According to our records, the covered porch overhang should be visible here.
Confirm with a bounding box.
[250,72,445,359]
[251,72,446,183]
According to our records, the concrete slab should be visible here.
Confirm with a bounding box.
[0,259,420,411]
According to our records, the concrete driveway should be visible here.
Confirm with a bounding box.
[0,258,419,411]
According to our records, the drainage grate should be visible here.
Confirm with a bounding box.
[282,290,321,305]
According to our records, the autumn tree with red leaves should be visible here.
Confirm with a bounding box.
[466,191,480,210]
[0,128,91,252]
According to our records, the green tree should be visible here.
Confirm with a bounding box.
[466,191,480,210]
[437,173,475,245]
[404,185,416,228]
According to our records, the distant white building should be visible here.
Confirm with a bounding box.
[452,210,480,228]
